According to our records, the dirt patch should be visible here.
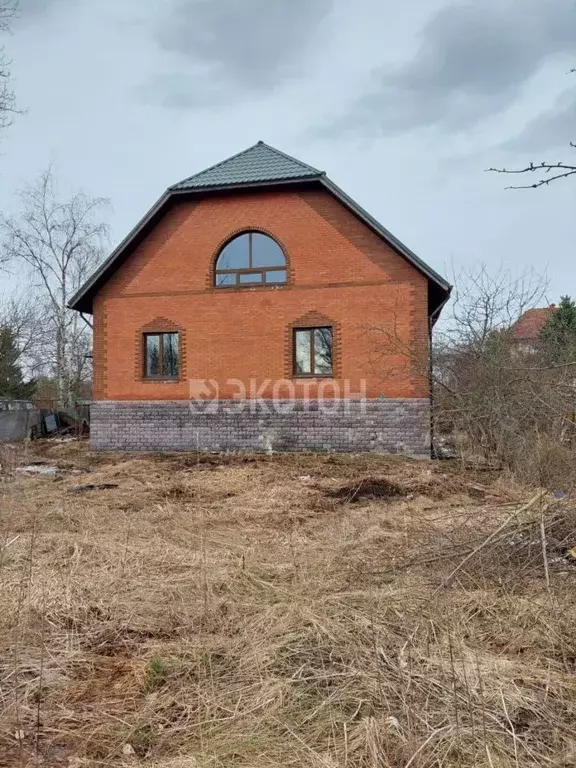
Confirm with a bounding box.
[326,476,406,503]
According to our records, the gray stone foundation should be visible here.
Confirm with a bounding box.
[90,399,431,456]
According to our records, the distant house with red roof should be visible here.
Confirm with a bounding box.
[511,305,556,350]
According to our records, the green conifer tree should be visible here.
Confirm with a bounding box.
[0,326,36,400]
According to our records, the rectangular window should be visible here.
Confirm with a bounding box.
[293,327,333,376]
[144,333,179,379]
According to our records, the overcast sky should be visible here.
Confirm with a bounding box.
[1,0,575,303]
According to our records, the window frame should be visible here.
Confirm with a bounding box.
[292,326,334,378]
[214,231,288,288]
[143,332,180,380]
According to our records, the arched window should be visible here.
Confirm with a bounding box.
[214,232,287,287]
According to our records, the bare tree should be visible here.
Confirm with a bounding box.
[441,272,576,485]
[430,266,551,464]
[0,1,18,133]
[367,264,547,393]
[0,2,19,274]
[365,264,576,483]
[67,301,94,395]
[488,69,575,189]
[1,169,109,407]
[442,264,547,349]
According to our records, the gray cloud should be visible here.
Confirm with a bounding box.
[143,72,226,110]
[327,0,575,136]
[15,0,68,19]
[503,88,576,154]
[146,0,333,107]
[17,0,49,12]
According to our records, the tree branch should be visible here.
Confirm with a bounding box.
[487,162,576,189]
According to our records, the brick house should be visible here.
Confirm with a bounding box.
[511,306,556,353]
[70,142,451,455]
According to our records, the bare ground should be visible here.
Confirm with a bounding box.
[1,440,576,767]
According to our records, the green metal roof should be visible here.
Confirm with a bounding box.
[171,141,324,190]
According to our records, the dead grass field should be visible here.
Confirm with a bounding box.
[1,440,576,767]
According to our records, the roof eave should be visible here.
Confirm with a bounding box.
[68,190,173,314]
[319,176,451,298]
[430,285,452,327]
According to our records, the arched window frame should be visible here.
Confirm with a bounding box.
[213,230,288,288]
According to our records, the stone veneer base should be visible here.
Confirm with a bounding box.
[90,399,431,457]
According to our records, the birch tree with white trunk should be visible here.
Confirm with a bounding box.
[1,169,109,407]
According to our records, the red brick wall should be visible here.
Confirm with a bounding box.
[93,187,429,401]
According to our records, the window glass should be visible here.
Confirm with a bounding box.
[265,270,287,284]
[251,233,286,267]
[239,272,263,284]
[145,334,160,377]
[217,234,250,270]
[294,327,333,376]
[215,232,287,287]
[295,330,312,375]
[314,327,333,375]
[216,272,236,287]
[164,333,179,378]
[144,333,180,378]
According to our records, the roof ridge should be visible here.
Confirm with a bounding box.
[170,141,324,191]
[170,142,264,190]
[256,141,324,176]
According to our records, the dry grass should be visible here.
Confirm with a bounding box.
[1,441,576,767]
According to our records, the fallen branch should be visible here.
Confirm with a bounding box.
[433,490,548,592]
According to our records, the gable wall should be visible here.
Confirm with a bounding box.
[92,187,429,401]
